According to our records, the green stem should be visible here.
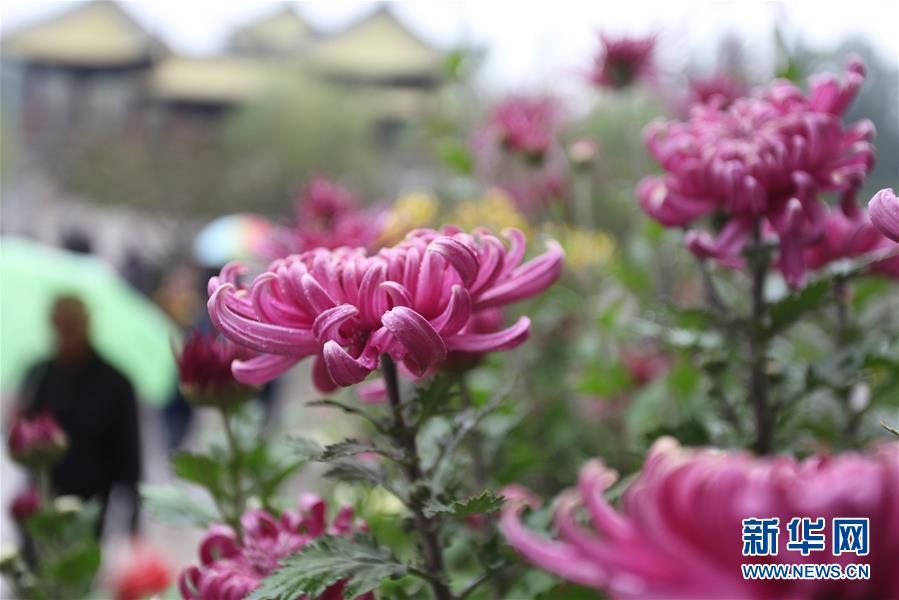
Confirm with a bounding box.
[36,467,51,511]
[457,374,488,488]
[748,221,772,454]
[220,408,245,535]
[382,355,453,600]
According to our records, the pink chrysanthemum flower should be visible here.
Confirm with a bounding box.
[502,438,899,599]
[638,57,875,287]
[621,346,670,387]
[590,33,656,90]
[176,330,257,407]
[9,486,40,523]
[488,97,559,160]
[179,495,373,600]
[264,177,385,257]
[803,206,899,279]
[868,188,899,244]
[208,227,563,391]
[687,73,747,109]
[7,412,68,469]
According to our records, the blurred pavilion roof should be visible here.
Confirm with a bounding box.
[227,5,317,56]
[1,1,445,124]
[1,0,165,68]
[306,6,443,83]
[148,56,284,104]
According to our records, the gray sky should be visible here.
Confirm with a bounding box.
[1,0,897,96]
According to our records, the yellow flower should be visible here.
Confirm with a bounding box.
[543,224,615,273]
[448,189,530,237]
[378,192,439,245]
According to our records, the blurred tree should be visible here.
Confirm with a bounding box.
[224,74,378,208]
[49,74,379,218]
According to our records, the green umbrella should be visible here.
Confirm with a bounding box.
[1,237,177,406]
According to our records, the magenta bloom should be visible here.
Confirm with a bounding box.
[590,33,656,90]
[7,412,67,468]
[179,495,372,600]
[621,347,670,387]
[264,177,384,257]
[868,188,899,244]
[208,227,563,391]
[176,330,256,407]
[803,206,899,279]
[639,57,875,287]
[687,74,747,109]
[502,438,899,599]
[9,486,40,522]
[488,97,558,160]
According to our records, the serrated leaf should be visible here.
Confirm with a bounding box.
[171,451,225,495]
[766,278,831,338]
[141,483,220,527]
[324,458,388,488]
[422,490,505,518]
[411,374,458,423]
[285,435,325,461]
[248,534,405,600]
[321,439,404,462]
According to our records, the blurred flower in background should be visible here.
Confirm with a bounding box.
[9,487,40,523]
[541,224,614,274]
[804,207,899,279]
[175,329,256,407]
[7,412,68,469]
[487,96,559,162]
[109,543,172,600]
[448,189,530,237]
[263,176,386,257]
[376,192,439,246]
[686,73,748,109]
[590,32,657,90]
[639,58,875,287]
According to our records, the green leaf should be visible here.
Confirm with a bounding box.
[437,139,473,175]
[324,458,389,489]
[320,439,404,463]
[766,278,831,338]
[578,362,631,397]
[422,490,505,519]
[171,451,225,495]
[45,542,101,587]
[141,483,220,527]
[285,435,325,461]
[306,399,387,431]
[881,422,899,437]
[411,374,458,423]
[248,534,406,600]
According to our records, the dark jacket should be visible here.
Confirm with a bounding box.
[23,349,142,532]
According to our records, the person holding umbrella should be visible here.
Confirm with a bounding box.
[18,295,142,536]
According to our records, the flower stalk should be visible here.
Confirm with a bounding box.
[219,407,245,537]
[747,220,772,454]
[382,355,453,600]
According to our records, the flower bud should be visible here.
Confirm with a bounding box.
[176,330,256,408]
[7,412,67,469]
[9,487,40,523]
